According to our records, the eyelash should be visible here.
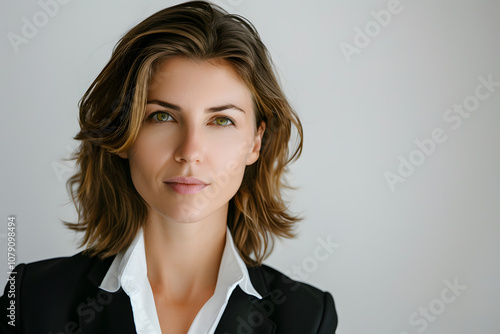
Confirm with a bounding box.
[147,111,235,127]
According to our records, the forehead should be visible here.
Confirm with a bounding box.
[147,57,253,107]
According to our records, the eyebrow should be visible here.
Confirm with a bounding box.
[146,99,245,113]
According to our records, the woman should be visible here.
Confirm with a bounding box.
[1,1,337,333]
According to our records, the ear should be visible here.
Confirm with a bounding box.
[246,121,266,165]
[117,151,128,159]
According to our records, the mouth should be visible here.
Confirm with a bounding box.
[163,176,208,195]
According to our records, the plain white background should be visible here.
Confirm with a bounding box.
[1,0,499,333]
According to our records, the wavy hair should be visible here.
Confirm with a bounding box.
[66,0,303,266]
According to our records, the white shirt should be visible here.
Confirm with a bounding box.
[99,227,262,334]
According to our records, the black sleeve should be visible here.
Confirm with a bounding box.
[0,264,25,334]
[317,291,338,333]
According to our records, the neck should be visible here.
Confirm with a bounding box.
[143,207,227,302]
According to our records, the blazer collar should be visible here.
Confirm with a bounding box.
[215,265,277,334]
[87,255,114,287]
[247,265,272,297]
[79,255,136,333]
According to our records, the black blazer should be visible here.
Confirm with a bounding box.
[1,252,337,333]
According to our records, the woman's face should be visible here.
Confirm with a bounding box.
[120,57,265,224]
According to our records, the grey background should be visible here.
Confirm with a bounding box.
[1,0,499,333]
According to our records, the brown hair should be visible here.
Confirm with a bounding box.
[66,0,303,266]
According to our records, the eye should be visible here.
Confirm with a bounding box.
[213,117,234,126]
[150,111,173,122]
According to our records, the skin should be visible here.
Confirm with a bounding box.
[118,57,265,333]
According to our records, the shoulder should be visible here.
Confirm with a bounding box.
[15,251,110,290]
[20,251,99,275]
[247,264,338,333]
[3,251,110,304]
[249,264,328,299]
[1,252,115,333]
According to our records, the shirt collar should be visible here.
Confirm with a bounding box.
[99,226,262,299]
[216,226,262,299]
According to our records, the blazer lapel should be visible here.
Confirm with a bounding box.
[79,255,137,334]
[215,266,276,334]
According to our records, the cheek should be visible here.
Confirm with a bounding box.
[214,125,256,155]
[127,133,169,188]
[205,134,253,197]
[209,133,253,170]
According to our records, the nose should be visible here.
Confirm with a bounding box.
[174,124,203,164]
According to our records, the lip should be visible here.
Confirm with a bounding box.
[164,176,208,195]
